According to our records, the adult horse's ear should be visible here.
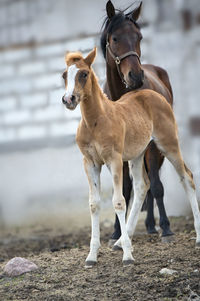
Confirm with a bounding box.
[84,48,97,67]
[131,2,142,21]
[106,0,115,20]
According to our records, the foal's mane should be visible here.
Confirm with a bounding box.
[65,52,83,66]
[100,5,141,59]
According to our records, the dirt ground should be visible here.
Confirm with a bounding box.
[0,216,200,301]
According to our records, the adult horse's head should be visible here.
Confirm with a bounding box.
[101,1,144,89]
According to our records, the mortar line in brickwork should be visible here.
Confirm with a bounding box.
[0,33,99,52]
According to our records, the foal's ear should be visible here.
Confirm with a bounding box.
[106,0,115,20]
[84,48,97,67]
[131,2,142,21]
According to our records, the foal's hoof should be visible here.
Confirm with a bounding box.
[85,261,97,268]
[123,259,134,267]
[195,242,200,249]
[161,235,175,243]
[112,244,122,251]
[108,239,117,248]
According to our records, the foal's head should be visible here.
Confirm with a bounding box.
[101,1,144,89]
[62,48,96,110]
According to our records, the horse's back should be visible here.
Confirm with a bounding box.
[118,89,172,119]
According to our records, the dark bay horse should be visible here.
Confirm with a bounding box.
[101,1,174,243]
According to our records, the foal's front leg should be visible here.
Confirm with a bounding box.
[84,158,101,268]
[110,154,134,265]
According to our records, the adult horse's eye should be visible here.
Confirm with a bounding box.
[112,36,117,42]
[138,34,142,41]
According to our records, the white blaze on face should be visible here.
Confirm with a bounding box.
[64,64,79,101]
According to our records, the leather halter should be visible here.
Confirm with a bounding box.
[106,35,141,88]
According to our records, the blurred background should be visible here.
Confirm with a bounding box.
[0,0,200,229]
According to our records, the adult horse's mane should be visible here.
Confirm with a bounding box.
[100,6,140,59]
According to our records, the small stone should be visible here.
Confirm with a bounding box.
[4,257,38,277]
[188,290,200,301]
[159,268,177,275]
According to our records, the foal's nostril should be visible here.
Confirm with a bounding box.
[62,96,66,104]
[70,95,75,102]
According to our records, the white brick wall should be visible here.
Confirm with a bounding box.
[2,110,31,125]
[50,120,79,136]
[18,125,47,140]
[47,57,65,72]
[1,48,32,63]
[0,97,16,112]
[1,78,32,95]
[33,73,62,90]
[65,37,95,52]
[20,93,47,108]
[0,128,16,143]
[0,65,15,78]
[35,43,65,58]
[33,105,64,122]
[18,61,46,75]
[0,33,105,147]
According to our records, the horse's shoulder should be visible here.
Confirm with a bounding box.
[142,64,173,104]
[142,64,169,77]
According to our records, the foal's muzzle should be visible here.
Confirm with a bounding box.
[62,94,77,110]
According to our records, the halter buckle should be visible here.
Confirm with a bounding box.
[115,57,120,65]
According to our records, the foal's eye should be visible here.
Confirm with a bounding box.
[112,36,118,42]
[81,72,88,78]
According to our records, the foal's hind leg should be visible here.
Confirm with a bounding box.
[114,155,150,250]
[155,141,200,246]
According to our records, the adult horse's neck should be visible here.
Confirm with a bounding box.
[106,63,128,101]
[80,71,108,129]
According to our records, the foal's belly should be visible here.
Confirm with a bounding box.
[122,134,152,161]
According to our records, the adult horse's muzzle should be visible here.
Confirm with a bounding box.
[62,94,78,110]
[125,69,144,89]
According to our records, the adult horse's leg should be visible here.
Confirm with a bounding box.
[145,142,174,239]
[84,158,101,268]
[110,162,132,242]
[144,190,158,234]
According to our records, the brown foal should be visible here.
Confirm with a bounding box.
[62,48,200,267]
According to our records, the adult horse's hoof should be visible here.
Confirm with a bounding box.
[123,259,134,266]
[112,244,122,251]
[85,261,97,268]
[147,228,158,235]
[195,242,200,249]
[161,235,175,243]
[108,239,117,248]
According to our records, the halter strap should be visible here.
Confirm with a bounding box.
[106,36,141,88]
